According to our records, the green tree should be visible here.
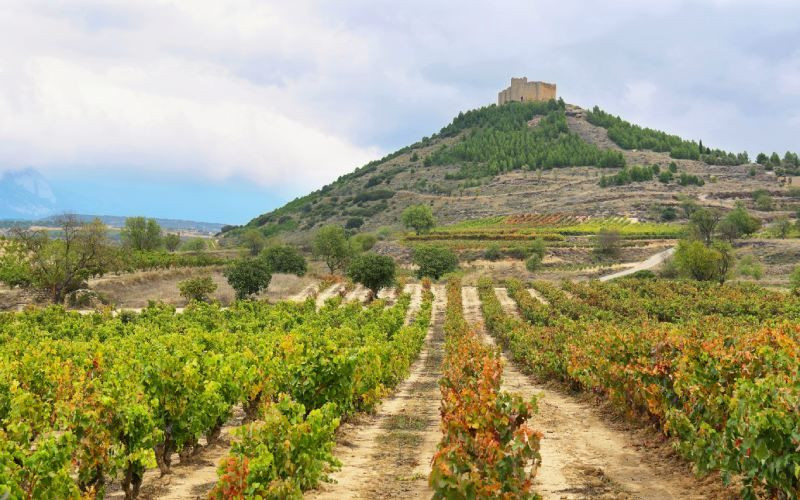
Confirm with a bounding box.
[121,217,163,251]
[350,233,377,252]
[754,191,774,211]
[771,217,791,238]
[412,246,458,279]
[241,228,266,256]
[260,245,307,276]
[178,276,217,302]
[718,205,760,242]
[313,225,351,273]
[2,216,114,303]
[164,233,181,252]
[593,229,621,258]
[402,205,436,235]
[674,239,734,284]
[181,238,207,252]
[790,266,800,294]
[347,253,396,299]
[224,258,272,300]
[525,254,541,272]
[690,208,721,246]
[756,152,768,165]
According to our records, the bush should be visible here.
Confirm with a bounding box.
[260,245,307,276]
[402,205,436,235]
[593,229,621,258]
[413,246,458,279]
[178,276,218,302]
[526,238,546,259]
[164,233,181,252]
[347,253,396,297]
[660,206,678,221]
[630,270,656,279]
[181,238,207,252]
[224,259,272,300]
[737,255,763,280]
[350,233,377,252]
[313,225,351,273]
[791,266,800,294]
[674,240,734,284]
[484,244,502,261]
[525,254,541,272]
[345,217,364,230]
[754,192,774,211]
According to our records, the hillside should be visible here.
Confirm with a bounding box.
[228,99,799,242]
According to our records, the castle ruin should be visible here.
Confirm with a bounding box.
[498,77,556,105]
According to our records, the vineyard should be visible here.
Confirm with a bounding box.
[1,277,798,499]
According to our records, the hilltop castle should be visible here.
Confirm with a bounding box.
[498,77,556,105]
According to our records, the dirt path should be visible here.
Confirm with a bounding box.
[528,287,549,305]
[462,286,725,499]
[307,284,445,500]
[599,247,675,282]
[345,284,371,303]
[290,282,319,301]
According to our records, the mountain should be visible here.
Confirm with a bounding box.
[227,99,797,241]
[0,168,57,219]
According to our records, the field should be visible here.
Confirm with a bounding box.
[1,276,797,499]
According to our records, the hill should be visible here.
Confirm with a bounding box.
[227,99,799,242]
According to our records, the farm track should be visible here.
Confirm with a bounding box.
[463,286,727,499]
[315,282,344,309]
[307,284,445,499]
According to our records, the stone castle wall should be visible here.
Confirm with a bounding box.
[498,77,556,105]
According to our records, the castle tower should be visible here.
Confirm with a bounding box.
[498,77,557,105]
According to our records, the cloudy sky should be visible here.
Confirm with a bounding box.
[1,0,799,223]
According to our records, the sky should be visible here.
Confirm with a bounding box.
[1,0,799,224]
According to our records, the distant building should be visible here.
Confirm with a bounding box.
[498,77,556,105]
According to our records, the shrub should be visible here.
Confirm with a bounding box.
[164,233,181,252]
[413,246,458,279]
[754,191,774,211]
[178,276,218,302]
[347,253,396,297]
[660,206,678,221]
[674,240,734,284]
[402,205,436,235]
[737,255,763,280]
[526,238,546,259]
[350,233,377,252]
[181,238,207,252]
[224,259,272,300]
[260,245,307,276]
[791,266,800,294]
[593,229,621,258]
[525,254,542,272]
[345,217,364,230]
[313,225,351,273]
[484,243,502,261]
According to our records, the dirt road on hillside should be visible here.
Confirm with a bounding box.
[599,247,675,282]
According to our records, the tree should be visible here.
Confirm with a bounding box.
[723,204,760,238]
[593,229,621,258]
[350,233,377,252]
[313,225,351,273]
[674,239,733,283]
[526,238,546,259]
[224,258,272,300]
[181,238,207,252]
[412,246,458,279]
[690,208,721,246]
[241,229,266,256]
[121,217,163,251]
[260,245,307,276]
[772,217,791,238]
[756,152,768,165]
[347,253,396,299]
[164,233,181,252]
[525,254,541,272]
[402,205,436,235]
[754,192,774,211]
[345,217,364,230]
[1,216,114,303]
[178,276,217,302]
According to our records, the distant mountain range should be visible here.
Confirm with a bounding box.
[0,168,57,219]
[0,168,226,234]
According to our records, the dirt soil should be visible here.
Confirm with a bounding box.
[307,283,445,499]
[461,285,736,499]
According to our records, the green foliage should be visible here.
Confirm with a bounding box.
[678,172,705,186]
[260,245,307,276]
[791,266,800,294]
[737,255,763,280]
[593,228,621,258]
[224,258,272,300]
[353,189,394,203]
[412,246,458,279]
[181,238,207,252]
[525,254,542,272]
[1,217,115,303]
[660,206,678,221]
[347,253,396,296]
[484,243,502,261]
[753,190,774,211]
[526,238,546,259]
[587,106,748,165]
[345,217,364,229]
[163,233,181,252]
[599,164,657,187]
[241,228,266,256]
[674,239,734,283]
[720,205,760,241]
[121,217,163,251]
[658,170,674,184]
[402,204,436,235]
[212,396,340,498]
[178,276,218,302]
[350,233,377,252]
[689,208,721,246]
[313,225,351,273]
